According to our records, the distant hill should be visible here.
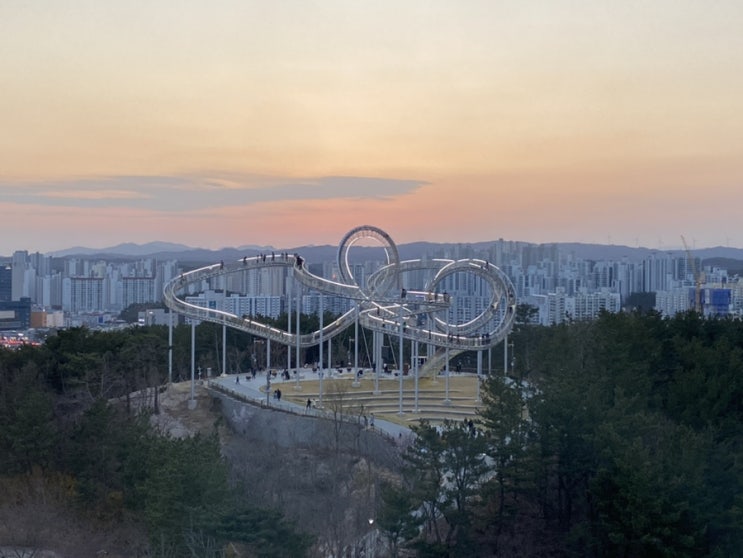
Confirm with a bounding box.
[703,257,743,276]
[40,240,743,270]
[556,243,668,261]
[548,243,743,264]
[50,241,194,257]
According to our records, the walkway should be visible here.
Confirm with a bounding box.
[209,368,484,439]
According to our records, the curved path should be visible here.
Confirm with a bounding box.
[163,225,517,377]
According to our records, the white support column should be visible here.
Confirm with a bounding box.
[319,369,324,408]
[429,341,437,384]
[319,293,324,376]
[414,339,420,413]
[476,349,483,402]
[443,318,451,406]
[398,304,404,415]
[168,311,173,384]
[353,303,360,384]
[222,324,227,377]
[294,282,301,391]
[266,338,271,369]
[503,333,508,377]
[373,329,381,394]
[189,321,196,409]
[287,278,292,372]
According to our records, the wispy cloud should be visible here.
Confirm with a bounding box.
[32,189,151,200]
[0,174,427,211]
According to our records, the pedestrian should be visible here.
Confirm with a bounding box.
[276,389,282,401]
[370,413,375,428]
[235,375,239,384]
[306,398,312,410]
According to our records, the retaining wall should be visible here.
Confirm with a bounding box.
[210,388,403,470]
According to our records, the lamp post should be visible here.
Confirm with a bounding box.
[368,518,376,557]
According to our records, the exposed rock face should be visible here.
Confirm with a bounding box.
[148,381,219,438]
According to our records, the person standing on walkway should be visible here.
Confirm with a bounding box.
[370,413,375,429]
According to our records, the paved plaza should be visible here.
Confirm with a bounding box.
[210,369,485,437]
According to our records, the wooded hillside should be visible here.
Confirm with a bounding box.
[0,311,741,556]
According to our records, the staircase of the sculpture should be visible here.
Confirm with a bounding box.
[417,347,465,378]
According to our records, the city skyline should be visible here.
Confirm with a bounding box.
[2,1,742,255]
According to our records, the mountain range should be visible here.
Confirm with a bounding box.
[37,240,743,268]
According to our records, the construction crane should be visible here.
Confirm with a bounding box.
[681,235,704,314]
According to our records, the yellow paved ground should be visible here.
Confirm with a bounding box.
[279,372,484,427]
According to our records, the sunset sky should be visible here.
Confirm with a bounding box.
[2,1,742,255]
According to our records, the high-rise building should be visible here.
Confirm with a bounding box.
[573,288,621,320]
[122,276,157,308]
[0,265,11,302]
[11,250,28,301]
[64,277,106,313]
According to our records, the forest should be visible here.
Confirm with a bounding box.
[0,309,741,556]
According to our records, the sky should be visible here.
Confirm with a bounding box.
[2,1,742,255]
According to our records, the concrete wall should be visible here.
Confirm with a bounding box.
[211,389,403,470]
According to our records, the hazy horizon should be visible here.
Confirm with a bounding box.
[5,236,740,261]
